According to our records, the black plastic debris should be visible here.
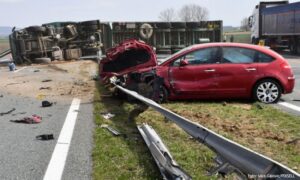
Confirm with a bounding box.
[42,101,53,107]
[40,87,51,90]
[0,94,3,98]
[42,79,52,82]
[36,134,54,140]
[0,108,16,116]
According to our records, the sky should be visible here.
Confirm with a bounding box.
[0,0,298,28]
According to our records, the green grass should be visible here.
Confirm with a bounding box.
[93,84,300,179]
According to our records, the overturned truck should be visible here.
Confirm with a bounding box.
[9,20,103,64]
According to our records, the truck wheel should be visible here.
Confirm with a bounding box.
[253,79,282,104]
[26,26,46,33]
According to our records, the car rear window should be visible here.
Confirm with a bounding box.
[257,51,275,63]
[222,47,256,63]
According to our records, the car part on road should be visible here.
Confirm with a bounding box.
[100,112,115,120]
[36,134,54,141]
[0,108,16,116]
[100,124,122,136]
[138,123,192,180]
[42,79,52,83]
[42,101,53,107]
[113,83,300,179]
[10,114,42,124]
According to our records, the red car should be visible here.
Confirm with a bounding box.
[100,39,295,103]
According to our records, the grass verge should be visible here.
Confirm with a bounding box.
[93,84,300,179]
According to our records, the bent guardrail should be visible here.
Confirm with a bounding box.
[113,83,300,179]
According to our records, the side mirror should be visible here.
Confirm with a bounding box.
[180,59,189,66]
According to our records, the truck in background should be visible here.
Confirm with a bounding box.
[9,20,103,64]
[7,20,222,64]
[249,1,300,54]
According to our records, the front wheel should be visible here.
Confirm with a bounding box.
[253,79,282,104]
[157,86,168,104]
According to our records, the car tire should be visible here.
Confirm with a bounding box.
[253,79,282,104]
[157,86,168,103]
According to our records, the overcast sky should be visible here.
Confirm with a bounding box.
[0,0,298,28]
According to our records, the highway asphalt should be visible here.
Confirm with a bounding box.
[278,54,300,116]
[0,92,94,180]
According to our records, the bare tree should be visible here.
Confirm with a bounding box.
[178,4,209,22]
[159,8,176,22]
[240,17,250,31]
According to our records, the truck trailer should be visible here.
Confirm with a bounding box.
[249,1,300,53]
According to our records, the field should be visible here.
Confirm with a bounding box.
[93,85,300,179]
[224,31,251,44]
[0,38,9,52]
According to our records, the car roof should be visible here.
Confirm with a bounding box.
[189,42,283,58]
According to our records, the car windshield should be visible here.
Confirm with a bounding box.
[160,46,195,63]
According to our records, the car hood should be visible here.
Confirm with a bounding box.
[99,39,157,79]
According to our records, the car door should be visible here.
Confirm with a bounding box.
[168,47,221,96]
[216,46,259,96]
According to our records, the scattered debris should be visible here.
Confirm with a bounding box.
[33,70,40,72]
[91,75,99,81]
[100,124,124,137]
[8,62,16,71]
[101,112,115,120]
[39,87,51,90]
[74,80,87,86]
[42,79,52,83]
[0,108,16,116]
[36,134,54,141]
[138,123,192,180]
[222,101,227,106]
[42,101,53,107]
[11,112,26,116]
[10,114,42,124]
[0,94,3,98]
[287,138,300,146]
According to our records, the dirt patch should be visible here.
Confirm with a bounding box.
[0,60,98,103]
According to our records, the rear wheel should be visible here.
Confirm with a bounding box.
[253,79,282,104]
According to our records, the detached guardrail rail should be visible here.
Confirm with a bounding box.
[0,49,11,58]
[138,123,192,180]
[113,83,300,179]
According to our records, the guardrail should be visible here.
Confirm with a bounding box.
[113,83,300,179]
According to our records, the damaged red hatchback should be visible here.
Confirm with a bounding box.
[100,39,295,104]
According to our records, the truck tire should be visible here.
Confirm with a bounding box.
[186,22,201,28]
[26,26,46,33]
[34,58,51,64]
[139,23,153,39]
[171,22,186,28]
[155,22,171,29]
[80,20,99,26]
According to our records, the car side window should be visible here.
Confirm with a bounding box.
[222,47,256,63]
[257,51,274,63]
[172,47,219,66]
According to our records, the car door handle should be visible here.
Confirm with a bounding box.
[204,69,215,72]
[245,68,256,71]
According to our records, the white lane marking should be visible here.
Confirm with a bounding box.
[13,67,27,73]
[278,102,300,112]
[43,98,81,180]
